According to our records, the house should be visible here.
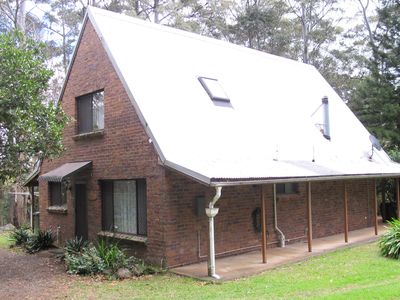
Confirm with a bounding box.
[37,6,400,278]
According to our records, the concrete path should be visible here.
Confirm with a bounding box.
[172,225,386,281]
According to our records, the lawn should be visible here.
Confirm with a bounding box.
[69,242,400,300]
[0,232,11,249]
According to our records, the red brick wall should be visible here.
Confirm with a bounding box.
[39,18,376,269]
[164,171,375,267]
[39,20,167,265]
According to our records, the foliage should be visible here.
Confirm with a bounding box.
[65,245,106,275]
[349,0,400,150]
[95,239,127,274]
[65,238,159,278]
[379,218,400,259]
[64,236,89,255]
[0,30,68,184]
[25,229,54,253]
[9,226,31,246]
[0,232,12,249]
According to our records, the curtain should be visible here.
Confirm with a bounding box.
[113,180,137,234]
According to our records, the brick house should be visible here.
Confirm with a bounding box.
[37,7,400,278]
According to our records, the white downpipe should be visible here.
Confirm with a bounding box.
[273,184,286,247]
[205,186,222,279]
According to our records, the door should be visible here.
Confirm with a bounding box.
[75,183,88,240]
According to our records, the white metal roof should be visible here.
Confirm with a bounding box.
[84,7,400,185]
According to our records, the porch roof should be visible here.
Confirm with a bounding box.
[38,161,92,182]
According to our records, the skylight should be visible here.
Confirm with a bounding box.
[198,77,230,102]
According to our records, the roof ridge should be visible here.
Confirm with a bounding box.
[87,6,312,69]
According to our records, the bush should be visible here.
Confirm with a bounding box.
[96,239,127,273]
[64,238,160,278]
[379,218,400,259]
[65,246,105,275]
[65,236,89,255]
[9,227,31,246]
[25,229,54,253]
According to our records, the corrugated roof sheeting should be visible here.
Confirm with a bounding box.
[86,7,400,185]
[39,161,92,182]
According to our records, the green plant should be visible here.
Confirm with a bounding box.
[65,246,105,275]
[9,227,31,246]
[379,218,400,259]
[64,239,159,278]
[96,239,127,273]
[25,229,54,253]
[65,236,89,255]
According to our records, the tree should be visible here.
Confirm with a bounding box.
[226,0,295,58]
[349,0,400,150]
[0,30,67,184]
[285,0,342,65]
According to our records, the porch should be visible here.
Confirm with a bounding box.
[172,223,386,281]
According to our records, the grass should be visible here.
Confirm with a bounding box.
[69,242,400,299]
[0,232,12,249]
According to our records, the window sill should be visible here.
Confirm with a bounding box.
[72,130,104,141]
[47,205,67,214]
[97,231,147,244]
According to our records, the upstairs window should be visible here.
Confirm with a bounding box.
[277,183,299,195]
[77,91,104,134]
[101,179,147,236]
[198,77,230,103]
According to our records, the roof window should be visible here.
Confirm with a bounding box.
[198,77,230,103]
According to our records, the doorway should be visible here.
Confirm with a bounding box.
[75,183,88,240]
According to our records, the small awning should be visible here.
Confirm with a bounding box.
[38,161,92,182]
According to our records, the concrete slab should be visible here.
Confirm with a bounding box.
[171,224,386,281]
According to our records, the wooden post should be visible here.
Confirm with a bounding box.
[397,179,400,220]
[381,180,386,222]
[307,182,312,252]
[344,182,349,243]
[373,180,378,235]
[261,185,267,263]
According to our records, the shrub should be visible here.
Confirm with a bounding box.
[64,239,161,278]
[65,236,89,255]
[65,246,105,275]
[9,227,31,246]
[25,229,54,253]
[96,239,127,273]
[379,218,400,259]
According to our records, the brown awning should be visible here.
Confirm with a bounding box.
[38,161,92,182]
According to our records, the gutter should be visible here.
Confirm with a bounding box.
[210,173,400,187]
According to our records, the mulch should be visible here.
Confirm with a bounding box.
[0,248,76,300]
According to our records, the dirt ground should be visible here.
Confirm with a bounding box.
[0,248,75,300]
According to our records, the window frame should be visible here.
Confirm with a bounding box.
[48,182,66,207]
[76,90,104,134]
[101,179,147,236]
[276,183,299,195]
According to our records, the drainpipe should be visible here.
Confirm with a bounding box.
[322,96,331,140]
[205,186,222,279]
[273,184,286,247]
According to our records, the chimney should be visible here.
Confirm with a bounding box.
[322,96,330,140]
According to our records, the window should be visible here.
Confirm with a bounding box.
[198,77,230,102]
[276,183,299,195]
[77,91,104,134]
[49,182,66,206]
[101,179,147,236]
